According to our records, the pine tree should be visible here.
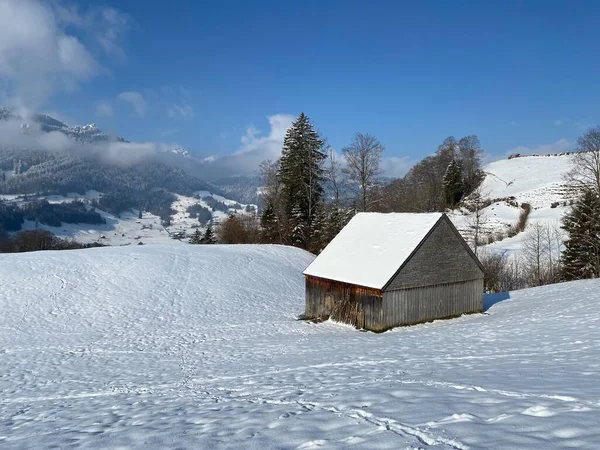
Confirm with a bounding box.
[308,202,327,253]
[289,203,307,248]
[324,206,355,245]
[561,189,600,280]
[278,113,326,247]
[260,201,280,243]
[442,159,464,208]
[138,209,143,219]
[189,229,202,244]
[202,224,216,244]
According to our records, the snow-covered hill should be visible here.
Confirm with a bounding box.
[449,153,576,254]
[1,244,600,449]
[1,190,256,246]
[478,154,574,207]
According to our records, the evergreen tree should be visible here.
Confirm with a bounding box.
[202,224,216,244]
[561,189,600,280]
[289,203,307,248]
[325,206,355,244]
[260,201,280,243]
[278,113,326,247]
[308,202,327,253]
[189,229,202,244]
[457,135,485,195]
[138,209,143,219]
[442,159,464,207]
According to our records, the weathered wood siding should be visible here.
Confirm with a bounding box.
[381,278,483,329]
[305,276,383,329]
[385,216,483,290]
[305,275,483,331]
[305,214,484,331]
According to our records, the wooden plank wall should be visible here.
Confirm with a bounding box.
[382,278,483,329]
[305,276,382,328]
[386,218,484,291]
[306,276,483,331]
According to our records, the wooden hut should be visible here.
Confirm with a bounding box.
[303,212,484,331]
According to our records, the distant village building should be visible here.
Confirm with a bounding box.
[303,213,484,331]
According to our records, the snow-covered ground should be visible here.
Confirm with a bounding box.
[479,154,574,207]
[1,244,599,449]
[1,190,256,246]
[449,154,576,254]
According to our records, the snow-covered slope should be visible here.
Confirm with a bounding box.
[479,154,574,207]
[1,190,256,246]
[1,244,600,449]
[449,154,576,254]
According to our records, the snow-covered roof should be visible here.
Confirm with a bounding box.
[303,212,444,290]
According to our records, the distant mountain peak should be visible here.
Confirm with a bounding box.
[166,147,190,157]
[0,106,126,144]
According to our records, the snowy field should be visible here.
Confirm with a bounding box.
[1,190,256,247]
[449,154,575,254]
[478,154,574,208]
[1,244,600,449]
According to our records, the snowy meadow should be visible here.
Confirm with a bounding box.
[1,244,599,449]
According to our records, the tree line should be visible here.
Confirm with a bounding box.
[0,199,105,232]
[0,229,105,253]
[0,148,224,224]
[194,113,600,293]
[190,113,486,252]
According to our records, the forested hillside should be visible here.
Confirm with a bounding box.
[0,148,222,221]
[0,107,227,223]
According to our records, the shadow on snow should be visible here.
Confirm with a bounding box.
[483,291,511,312]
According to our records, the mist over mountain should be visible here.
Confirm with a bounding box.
[0,107,255,226]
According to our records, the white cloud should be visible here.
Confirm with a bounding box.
[95,101,113,118]
[554,119,591,131]
[505,138,574,157]
[0,116,76,152]
[196,114,294,179]
[167,103,194,118]
[199,115,414,180]
[95,7,129,59]
[0,0,128,111]
[381,156,413,178]
[100,85,195,119]
[0,116,167,166]
[118,91,146,117]
[235,114,294,157]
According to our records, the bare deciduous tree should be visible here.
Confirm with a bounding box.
[216,213,261,244]
[521,221,564,286]
[465,187,490,256]
[458,135,485,194]
[259,159,284,243]
[522,223,547,286]
[324,146,342,206]
[566,127,600,196]
[342,133,384,212]
[478,249,526,293]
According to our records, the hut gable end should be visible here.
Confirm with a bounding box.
[384,215,483,291]
[303,212,443,290]
[303,212,484,331]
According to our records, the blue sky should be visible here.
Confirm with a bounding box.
[1,0,600,176]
